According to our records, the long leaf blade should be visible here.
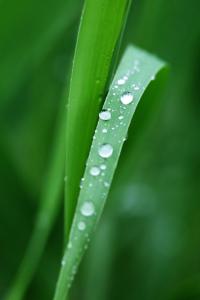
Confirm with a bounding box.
[6,111,65,300]
[65,0,132,238]
[54,45,166,300]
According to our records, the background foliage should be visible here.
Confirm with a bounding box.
[0,0,200,299]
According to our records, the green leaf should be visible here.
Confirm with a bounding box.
[65,0,132,240]
[0,0,81,109]
[54,45,166,300]
[5,109,65,300]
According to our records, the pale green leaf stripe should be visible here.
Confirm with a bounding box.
[54,45,165,300]
[65,0,132,238]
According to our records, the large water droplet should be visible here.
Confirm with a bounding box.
[90,166,100,176]
[99,110,111,121]
[120,92,134,105]
[78,221,86,231]
[98,144,113,158]
[81,202,95,217]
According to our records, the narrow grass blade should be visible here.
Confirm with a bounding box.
[54,45,166,300]
[6,111,65,300]
[0,0,81,107]
[65,0,132,238]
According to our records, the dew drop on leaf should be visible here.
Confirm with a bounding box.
[98,144,113,158]
[90,166,100,176]
[61,259,66,266]
[78,221,86,231]
[120,92,134,105]
[81,202,95,216]
[100,164,106,170]
[117,78,125,85]
[99,109,111,121]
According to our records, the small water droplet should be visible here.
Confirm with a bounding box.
[118,115,124,120]
[81,202,95,216]
[61,259,66,266]
[117,78,125,85]
[64,176,67,182]
[99,109,111,121]
[134,86,140,91]
[98,144,113,158]
[104,181,110,187]
[100,164,106,170]
[78,221,86,231]
[120,92,134,105]
[90,166,100,176]
[102,128,108,133]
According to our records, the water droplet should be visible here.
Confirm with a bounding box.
[117,78,125,85]
[120,92,134,105]
[81,202,95,216]
[64,176,67,182]
[134,86,140,91]
[100,164,106,170]
[98,144,113,158]
[90,166,100,176]
[78,221,86,231]
[118,115,124,120]
[99,109,111,121]
[102,128,108,133]
[61,259,66,266]
[104,181,110,187]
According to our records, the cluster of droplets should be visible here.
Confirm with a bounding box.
[76,63,144,256]
[78,66,140,235]
[63,57,159,293]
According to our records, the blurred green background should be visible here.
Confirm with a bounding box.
[1,0,200,299]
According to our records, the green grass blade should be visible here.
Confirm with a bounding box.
[54,45,166,300]
[65,0,132,239]
[0,0,81,108]
[6,111,65,300]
